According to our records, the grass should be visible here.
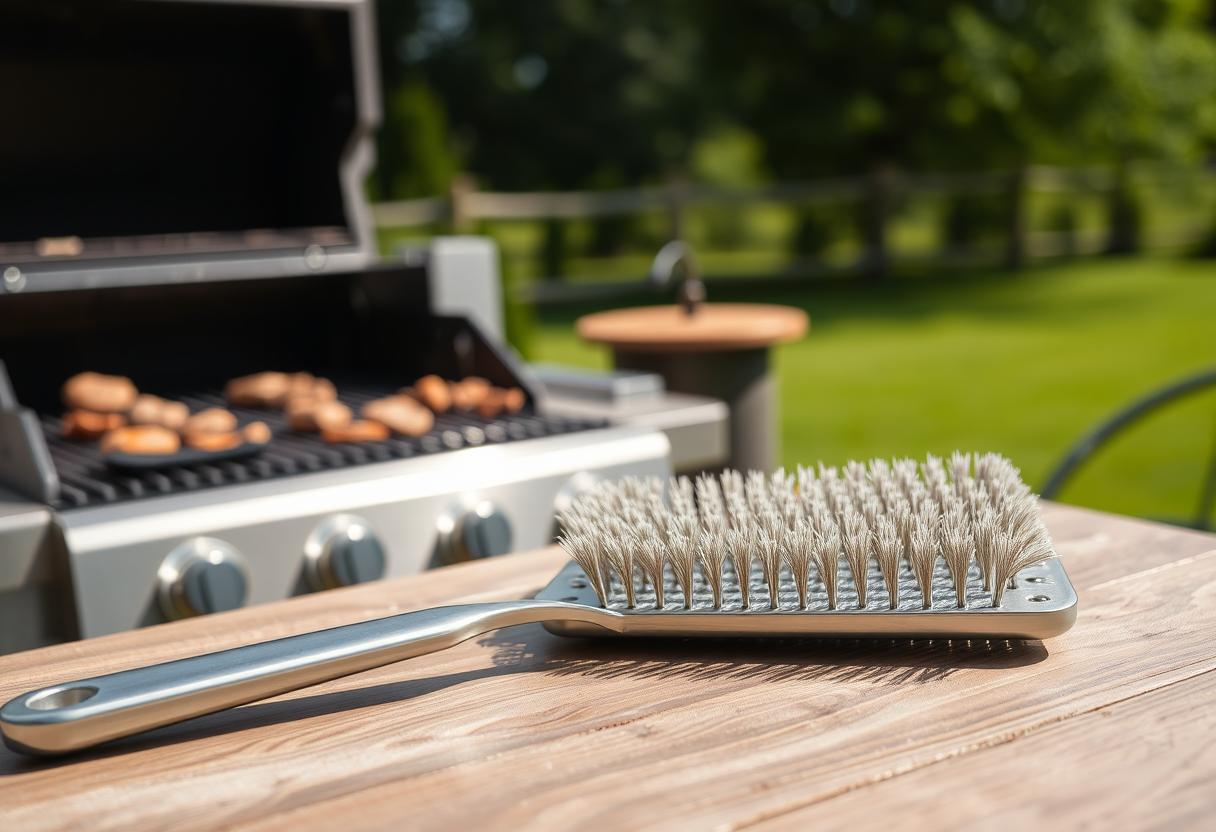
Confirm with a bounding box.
[525,255,1216,525]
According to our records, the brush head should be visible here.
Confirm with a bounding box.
[554,452,1073,625]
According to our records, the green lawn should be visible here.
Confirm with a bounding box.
[526,256,1216,525]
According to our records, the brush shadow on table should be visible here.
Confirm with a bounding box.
[486,624,1049,684]
[0,623,1047,774]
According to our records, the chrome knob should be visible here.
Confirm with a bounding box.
[441,501,513,563]
[157,537,249,620]
[304,515,386,590]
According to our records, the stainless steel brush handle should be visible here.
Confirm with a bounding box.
[0,600,619,757]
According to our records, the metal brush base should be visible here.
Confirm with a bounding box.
[537,558,1078,640]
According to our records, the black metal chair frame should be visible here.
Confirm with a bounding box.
[1040,367,1216,531]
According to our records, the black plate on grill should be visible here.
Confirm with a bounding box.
[103,441,268,471]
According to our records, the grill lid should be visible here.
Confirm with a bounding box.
[0,0,381,294]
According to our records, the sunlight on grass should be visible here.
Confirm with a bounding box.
[529,256,1215,524]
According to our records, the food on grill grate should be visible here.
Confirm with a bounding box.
[221,371,483,443]
[283,374,337,410]
[43,363,549,488]
[300,375,337,403]
[208,422,270,451]
[62,372,138,414]
[38,388,600,510]
[362,396,433,438]
[502,387,525,413]
[70,376,268,461]
[402,375,526,421]
[242,421,272,445]
[182,419,272,452]
[287,398,353,433]
[449,376,491,411]
[183,407,237,435]
[408,374,451,413]
[475,386,527,420]
[57,372,270,460]
[103,418,272,469]
[225,371,337,409]
[321,419,390,444]
[62,410,127,439]
[129,395,189,431]
[224,371,291,407]
[100,425,181,455]
[222,369,427,444]
[183,430,242,452]
[474,389,503,419]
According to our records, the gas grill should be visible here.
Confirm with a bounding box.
[0,0,670,653]
[0,292,666,651]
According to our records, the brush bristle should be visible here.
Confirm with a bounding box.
[557,451,1056,611]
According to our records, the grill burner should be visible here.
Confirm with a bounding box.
[41,384,606,510]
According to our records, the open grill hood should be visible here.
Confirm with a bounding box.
[0,0,381,293]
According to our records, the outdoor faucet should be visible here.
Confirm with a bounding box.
[650,240,706,316]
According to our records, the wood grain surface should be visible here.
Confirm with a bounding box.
[576,303,809,352]
[0,502,1213,832]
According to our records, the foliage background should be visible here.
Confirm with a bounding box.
[371,0,1216,526]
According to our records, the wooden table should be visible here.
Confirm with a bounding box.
[1,503,1214,831]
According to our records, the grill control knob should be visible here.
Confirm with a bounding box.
[304,515,386,590]
[157,537,249,620]
[441,501,513,562]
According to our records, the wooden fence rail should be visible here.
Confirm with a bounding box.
[371,162,1212,296]
[370,165,1124,230]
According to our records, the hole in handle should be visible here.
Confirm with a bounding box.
[25,685,99,711]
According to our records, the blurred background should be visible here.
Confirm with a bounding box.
[368,0,1216,528]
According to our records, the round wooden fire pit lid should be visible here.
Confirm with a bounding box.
[576,303,808,353]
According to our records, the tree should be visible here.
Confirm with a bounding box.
[376,0,713,194]
[699,0,1216,270]
[372,0,1216,272]
[948,0,1216,255]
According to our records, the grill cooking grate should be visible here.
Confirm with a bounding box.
[42,384,606,510]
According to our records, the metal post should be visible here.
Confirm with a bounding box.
[612,347,777,472]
